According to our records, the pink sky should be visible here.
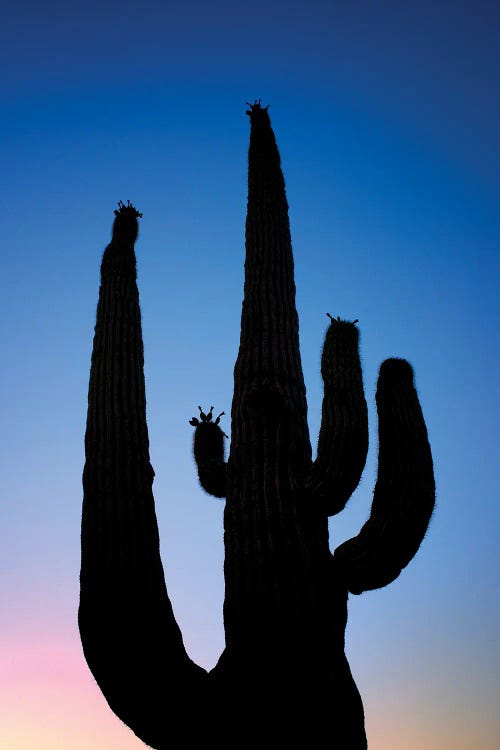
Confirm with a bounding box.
[2,625,497,750]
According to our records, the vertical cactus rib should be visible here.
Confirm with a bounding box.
[333,358,435,594]
[80,202,206,748]
[305,316,369,515]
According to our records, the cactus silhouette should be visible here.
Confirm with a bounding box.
[80,106,435,748]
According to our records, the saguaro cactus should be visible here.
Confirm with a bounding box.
[80,106,434,749]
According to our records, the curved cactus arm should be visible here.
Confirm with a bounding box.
[190,406,227,497]
[305,317,368,516]
[80,203,207,748]
[333,358,435,594]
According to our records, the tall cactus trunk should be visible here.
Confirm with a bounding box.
[206,103,367,746]
[224,102,315,652]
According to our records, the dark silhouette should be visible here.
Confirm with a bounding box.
[80,106,435,748]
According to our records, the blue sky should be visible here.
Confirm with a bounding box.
[1,2,499,748]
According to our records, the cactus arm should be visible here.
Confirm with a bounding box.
[333,358,435,594]
[190,406,227,497]
[79,203,206,748]
[305,316,369,516]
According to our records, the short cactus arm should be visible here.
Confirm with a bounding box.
[305,317,368,516]
[333,358,435,594]
[80,203,206,747]
[190,406,227,498]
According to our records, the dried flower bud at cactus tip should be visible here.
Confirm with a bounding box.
[246,98,270,116]
[114,199,143,218]
[191,405,226,427]
[326,313,359,325]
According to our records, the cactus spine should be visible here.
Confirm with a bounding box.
[80,107,435,749]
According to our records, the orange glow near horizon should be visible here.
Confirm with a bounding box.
[2,631,497,750]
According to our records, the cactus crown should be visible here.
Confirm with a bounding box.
[111,200,142,245]
[246,98,270,118]
[114,199,143,219]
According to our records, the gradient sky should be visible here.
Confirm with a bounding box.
[1,1,499,748]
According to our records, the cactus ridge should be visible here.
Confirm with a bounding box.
[80,108,435,749]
